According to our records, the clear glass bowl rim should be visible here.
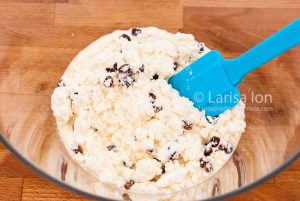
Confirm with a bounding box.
[0,131,299,201]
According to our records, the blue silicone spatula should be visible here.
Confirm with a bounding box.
[168,18,300,117]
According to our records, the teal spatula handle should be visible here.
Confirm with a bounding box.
[224,18,300,85]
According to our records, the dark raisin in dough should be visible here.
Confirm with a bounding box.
[122,193,132,201]
[58,79,66,87]
[72,145,83,154]
[209,136,220,147]
[103,76,114,87]
[182,120,193,130]
[120,34,131,41]
[139,64,145,72]
[205,163,213,172]
[131,28,142,36]
[106,67,116,73]
[152,74,159,80]
[161,164,166,174]
[113,63,118,70]
[118,64,131,73]
[123,161,130,167]
[120,76,135,87]
[219,144,233,154]
[147,149,153,154]
[173,62,179,71]
[107,145,116,151]
[149,92,156,103]
[169,151,178,161]
[198,43,204,53]
[124,180,135,190]
[153,105,163,113]
[199,158,207,168]
[204,147,213,156]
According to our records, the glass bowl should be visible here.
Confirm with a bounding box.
[0,1,299,200]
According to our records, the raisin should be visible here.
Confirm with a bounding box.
[113,63,118,70]
[139,64,145,72]
[209,136,220,148]
[199,158,207,168]
[149,92,156,100]
[120,34,131,41]
[107,145,116,151]
[120,76,135,87]
[173,62,179,71]
[225,146,233,154]
[124,180,135,190]
[118,64,131,73]
[103,76,114,88]
[218,144,225,151]
[72,145,83,154]
[205,163,213,172]
[182,120,193,130]
[204,147,213,156]
[200,158,213,172]
[131,28,142,36]
[106,67,116,73]
[122,193,132,201]
[219,144,233,154]
[153,105,163,113]
[74,92,78,95]
[57,79,66,87]
[122,161,131,168]
[146,149,153,154]
[169,151,178,161]
[152,74,159,80]
[198,43,204,53]
[161,164,166,174]
[149,92,156,103]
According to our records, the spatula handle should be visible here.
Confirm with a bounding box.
[223,18,300,85]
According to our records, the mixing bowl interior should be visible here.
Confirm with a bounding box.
[0,1,299,200]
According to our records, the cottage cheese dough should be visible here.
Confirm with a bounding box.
[51,27,246,194]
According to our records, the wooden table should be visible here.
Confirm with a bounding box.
[0,0,299,200]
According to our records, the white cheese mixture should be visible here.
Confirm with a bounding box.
[51,27,246,194]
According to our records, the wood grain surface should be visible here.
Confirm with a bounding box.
[0,0,299,200]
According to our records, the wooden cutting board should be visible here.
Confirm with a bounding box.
[0,0,299,200]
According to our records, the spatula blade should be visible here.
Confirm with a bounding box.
[168,50,240,116]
